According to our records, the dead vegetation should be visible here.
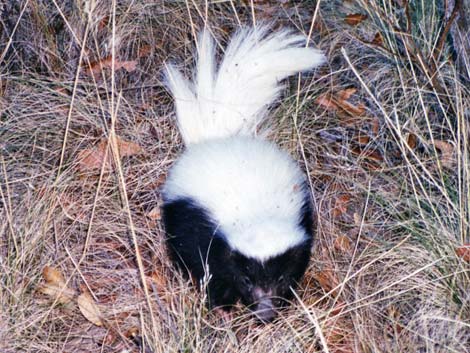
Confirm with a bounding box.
[1,0,470,352]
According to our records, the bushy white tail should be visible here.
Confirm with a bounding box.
[164,25,325,145]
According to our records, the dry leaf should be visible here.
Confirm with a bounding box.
[406,133,417,149]
[77,142,109,172]
[86,57,111,75]
[356,133,370,145]
[118,60,138,72]
[77,291,104,326]
[85,56,138,76]
[314,268,339,296]
[138,44,152,57]
[345,13,368,26]
[370,118,380,135]
[387,305,404,335]
[145,271,167,291]
[456,244,470,262]
[334,236,352,253]
[337,88,357,101]
[117,138,143,157]
[433,140,455,168]
[38,284,75,304]
[336,99,366,116]
[316,93,336,110]
[316,90,366,117]
[353,212,362,226]
[98,15,109,31]
[146,207,161,221]
[43,266,65,284]
[351,146,384,162]
[77,137,143,173]
[126,327,140,339]
[333,194,351,218]
[371,32,383,45]
[38,266,75,304]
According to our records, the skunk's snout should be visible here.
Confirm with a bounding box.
[252,287,276,322]
[254,298,276,322]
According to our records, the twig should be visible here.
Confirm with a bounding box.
[434,0,463,62]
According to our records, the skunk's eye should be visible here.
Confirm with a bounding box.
[241,276,252,288]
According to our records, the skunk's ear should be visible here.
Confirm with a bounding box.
[288,244,311,263]
[266,242,311,274]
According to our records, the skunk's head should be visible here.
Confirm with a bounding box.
[218,223,307,322]
[221,221,312,322]
[229,244,310,322]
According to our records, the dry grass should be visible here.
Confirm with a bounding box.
[1,0,470,352]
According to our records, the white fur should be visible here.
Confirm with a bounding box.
[164,25,325,145]
[163,25,324,261]
[163,137,309,261]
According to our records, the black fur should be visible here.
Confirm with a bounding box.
[162,192,314,314]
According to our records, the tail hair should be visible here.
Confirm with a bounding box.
[164,24,325,145]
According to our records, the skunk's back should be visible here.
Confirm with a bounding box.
[163,137,310,260]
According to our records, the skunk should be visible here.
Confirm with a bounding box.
[161,25,325,322]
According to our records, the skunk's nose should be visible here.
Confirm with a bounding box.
[253,297,276,322]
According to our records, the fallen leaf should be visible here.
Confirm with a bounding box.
[432,140,455,168]
[138,44,152,57]
[38,283,75,305]
[316,93,337,110]
[148,271,166,289]
[77,291,104,326]
[38,266,75,304]
[118,60,138,72]
[371,32,383,46]
[85,56,138,76]
[126,327,140,339]
[334,236,352,253]
[345,13,368,26]
[387,305,404,335]
[351,145,384,162]
[43,266,65,284]
[355,133,370,145]
[77,143,110,173]
[336,100,366,117]
[316,90,366,117]
[370,118,380,135]
[116,138,143,157]
[98,15,109,31]
[314,268,339,296]
[77,137,143,173]
[337,88,357,101]
[146,207,161,221]
[333,194,351,218]
[353,212,362,226]
[456,244,470,262]
[406,133,417,149]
